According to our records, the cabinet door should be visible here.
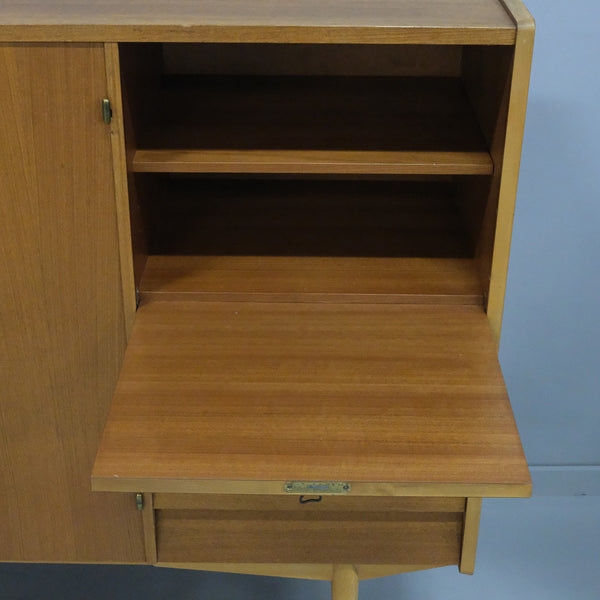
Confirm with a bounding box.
[0,43,144,562]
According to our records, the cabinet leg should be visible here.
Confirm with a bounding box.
[331,564,358,600]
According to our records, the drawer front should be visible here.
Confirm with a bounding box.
[154,495,465,565]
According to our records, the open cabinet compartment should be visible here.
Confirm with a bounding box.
[118,42,515,306]
[124,43,494,174]
[92,38,531,571]
[133,174,486,304]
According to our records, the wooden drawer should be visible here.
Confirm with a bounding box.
[153,494,465,566]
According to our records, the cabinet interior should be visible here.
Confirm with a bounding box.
[120,42,512,306]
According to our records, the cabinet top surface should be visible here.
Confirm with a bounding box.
[0,0,519,44]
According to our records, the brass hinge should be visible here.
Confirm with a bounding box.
[136,493,144,511]
[102,98,112,124]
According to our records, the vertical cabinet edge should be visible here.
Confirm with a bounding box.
[104,42,137,338]
[486,0,535,342]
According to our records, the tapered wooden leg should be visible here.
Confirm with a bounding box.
[459,497,482,575]
[331,564,358,600]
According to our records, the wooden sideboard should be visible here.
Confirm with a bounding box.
[0,1,534,597]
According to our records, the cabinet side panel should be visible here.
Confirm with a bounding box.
[486,7,535,341]
[0,43,144,562]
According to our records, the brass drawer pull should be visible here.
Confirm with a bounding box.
[299,495,323,504]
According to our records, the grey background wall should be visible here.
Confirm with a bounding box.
[499,0,600,483]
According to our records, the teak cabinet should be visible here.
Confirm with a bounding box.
[0,1,534,597]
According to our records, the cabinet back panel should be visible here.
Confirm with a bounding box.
[162,43,463,77]
[144,178,472,258]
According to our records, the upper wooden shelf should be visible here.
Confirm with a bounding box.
[132,76,492,175]
[92,300,530,497]
[0,0,516,44]
[132,150,492,176]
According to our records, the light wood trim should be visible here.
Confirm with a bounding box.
[142,493,157,564]
[140,256,483,306]
[132,149,493,176]
[459,497,483,574]
[356,564,445,579]
[498,0,536,26]
[486,0,535,342]
[154,562,447,580]
[104,42,136,338]
[332,565,359,600]
[158,562,335,580]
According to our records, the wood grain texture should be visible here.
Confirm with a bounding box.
[153,494,466,512]
[0,43,144,562]
[459,497,482,574]
[155,508,462,564]
[133,149,492,176]
[92,301,530,495]
[104,42,136,338]
[0,1,516,44]
[486,0,535,341]
[140,256,483,305]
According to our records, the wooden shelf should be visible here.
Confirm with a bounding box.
[92,300,530,497]
[132,76,492,175]
[133,150,492,175]
[140,256,482,305]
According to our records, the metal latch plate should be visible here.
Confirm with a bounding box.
[284,481,351,494]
